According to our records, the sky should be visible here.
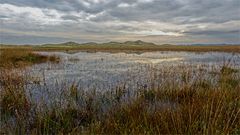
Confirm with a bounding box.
[0,0,240,45]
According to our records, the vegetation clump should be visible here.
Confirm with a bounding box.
[0,49,60,68]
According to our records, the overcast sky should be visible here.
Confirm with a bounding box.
[0,0,239,45]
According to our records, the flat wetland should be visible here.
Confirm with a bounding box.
[1,42,240,53]
[0,45,240,134]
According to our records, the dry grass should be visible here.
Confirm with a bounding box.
[34,45,240,53]
[1,44,240,53]
[0,49,60,68]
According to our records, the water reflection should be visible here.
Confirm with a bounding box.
[26,51,239,94]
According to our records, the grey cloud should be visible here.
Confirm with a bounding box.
[184,30,240,36]
[0,32,74,45]
[109,0,240,24]
[0,0,74,11]
[61,15,80,21]
[1,0,239,23]
[0,0,239,44]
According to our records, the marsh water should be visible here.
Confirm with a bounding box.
[21,51,239,103]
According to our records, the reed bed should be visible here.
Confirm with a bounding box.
[0,49,60,69]
[0,49,239,134]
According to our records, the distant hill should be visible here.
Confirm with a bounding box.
[1,41,239,53]
[1,41,240,47]
[123,40,155,46]
[42,41,80,47]
[41,40,157,48]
